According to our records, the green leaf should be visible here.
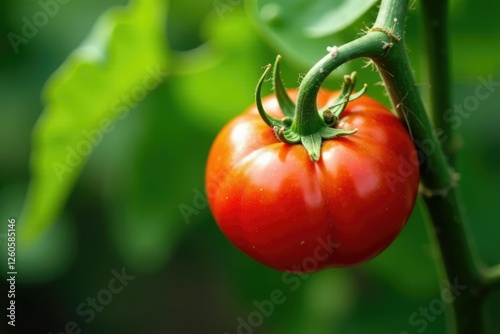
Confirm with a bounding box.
[303,0,379,38]
[97,9,277,272]
[250,0,379,65]
[171,9,278,130]
[19,0,169,244]
[101,82,215,273]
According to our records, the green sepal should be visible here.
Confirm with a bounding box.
[274,127,301,143]
[255,60,364,162]
[256,64,286,128]
[273,55,296,118]
[319,126,358,139]
[282,129,301,143]
[301,133,323,161]
[320,72,368,118]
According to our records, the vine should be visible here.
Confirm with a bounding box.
[290,0,500,332]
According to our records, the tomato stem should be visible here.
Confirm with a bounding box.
[373,2,488,332]
[281,0,498,332]
[255,57,364,161]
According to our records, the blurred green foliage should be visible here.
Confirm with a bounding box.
[0,0,499,333]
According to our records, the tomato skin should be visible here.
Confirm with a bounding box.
[206,89,419,272]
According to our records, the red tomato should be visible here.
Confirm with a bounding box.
[205,89,419,272]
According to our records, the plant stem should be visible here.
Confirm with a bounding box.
[420,0,458,164]
[295,33,389,120]
[374,1,484,332]
[419,0,500,321]
[372,0,453,191]
[421,192,484,333]
[290,33,390,160]
[296,0,495,332]
[295,0,500,328]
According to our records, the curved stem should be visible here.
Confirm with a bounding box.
[295,33,388,119]
[270,36,391,161]
[291,33,389,161]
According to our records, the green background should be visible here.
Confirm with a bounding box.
[0,0,499,333]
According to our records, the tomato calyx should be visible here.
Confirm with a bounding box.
[256,56,368,161]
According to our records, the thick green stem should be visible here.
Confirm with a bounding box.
[422,192,484,334]
[293,0,495,332]
[421,0,458,164]
[374,45,452,188]
[374,1,484,333]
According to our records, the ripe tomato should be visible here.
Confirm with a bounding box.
[205,89,419,272]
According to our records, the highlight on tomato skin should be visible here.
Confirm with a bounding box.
[205,88,420,273]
